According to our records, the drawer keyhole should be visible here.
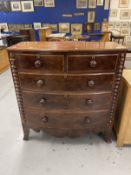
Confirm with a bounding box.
[34,60,42,68]
[88,80,95,87]
[86,99,93,105]
[40,98,47,105]
[90,60,97,68]
[36,80,45,88]
[41,116,48,123]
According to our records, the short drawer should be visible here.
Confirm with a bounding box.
[68,54,118,73]
[23,92,112,110]
[25,110,108,129]
[15,54,64,72]
[19,74,114,92]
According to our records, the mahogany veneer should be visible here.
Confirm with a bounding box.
[7,41,127,142]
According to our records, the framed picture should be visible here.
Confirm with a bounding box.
[88,0,96,8]
[24,24,32,28]
[0,0,11,12]
[119,0,129,8]
[110,9,117,17]
[125,36,131,45]
[104,0,110,10]
[59,23,70,33]
[121,28,130,36]
[87,23,93,32]
[11,1,21,11]
[120,10,130,19]
[21,1,34,12]
[71,24,82,35]
[44,0,55,7]
[0,23,9,32]
[34,0,44,6]
[87,11,95,23]
[115,22,121,28]
[97,0,104,6]
[94,23,101,30]
[121,22,130,28]
[49,24,58,32]
[101,21,109,32]
[33,22,42,30]
[76,0,87,9]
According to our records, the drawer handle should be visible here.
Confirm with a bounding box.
[34,60,42,68]
[90,60,97,68]
[40,98,47,105]
[84,117,90,124]
[36,80,45,88]
[41,116,48,123]
[86,99,93,105]
[88,80,95,87]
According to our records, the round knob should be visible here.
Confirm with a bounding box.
[84,117,90,124]
[41,116,48,123]
[40,98,46,105]
[88,80,95,87]
[36,80,44,88]
[34,60,42,68]
[86,99,93,105]
[90,60,97,68]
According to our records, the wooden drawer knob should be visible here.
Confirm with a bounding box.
[34,60,42,68]
[36,80,44,88]
[88,80,95,87]
[84,117,90,124]
[90,60,97,68]
[41,116,48,123]
[86,99,93,105]
[40,98,46,105]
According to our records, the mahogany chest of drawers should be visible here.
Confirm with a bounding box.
[7,41,126,142]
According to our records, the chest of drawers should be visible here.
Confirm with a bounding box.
[7,42,126,142]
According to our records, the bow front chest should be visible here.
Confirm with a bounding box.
[7,42,126,142]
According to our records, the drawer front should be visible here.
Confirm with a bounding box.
[16,54,64,72]
[19,74,114,92]
[68,55,118,73]
[23,92,112,110]
[26,110,108,129]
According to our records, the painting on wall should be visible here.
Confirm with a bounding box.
[104,0,110,10]
[33,22,42,29]
[44,0,55,7]
[34,0,44,6]
[121,21,130,28]
[76,0,88,9]
[110,9,117,17]
[59,23,70,33]
[49,24,58,32]
[11,1,21,11]
[119,0,129,8]
[97,0,104,6]
[121,28,130,35]
[88,11,95,23]
[71,24,82,35]
[94,23,101,30]
[21,1,34,12]
[88,0,97,8]
[0,23,9,32]
[0,0,11,12]
[120,10,130,19]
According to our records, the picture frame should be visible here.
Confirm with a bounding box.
[121,28,130,36]
[87,11,95,23]
[34,0,44,6]
[21,1,34,12]
[71,24,82,35]
[44,0,55,7]
[33,22,42,30]
[59,23,70,33]
[87,23,93,32]
[24,24,32,28]
[125,36,131,45]
[0,23,9,32]
[49,24,58,32]
[110,9,117,18]
[0,0,11,12]
[119,0,129,8]
[104,0,110,10]
[76,0,87,9]
[88,0,96,8]
[11,1,21,11]
[121,21,130,28]
[94,23,101,30]
[115,22,121,28]
[97,0,104,6]
[120,10,130,19]
[101,21,109,32]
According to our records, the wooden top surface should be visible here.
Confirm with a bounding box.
[7,41,127,52]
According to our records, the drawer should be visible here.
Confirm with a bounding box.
[15,54,64,72]
[23,91,112,110]
[68,55,118,73]
[19,74,114,92]
[26,110,108,129]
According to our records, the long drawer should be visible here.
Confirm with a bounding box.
[67,54,118,73]
[22,91,112,110]
[19,74,114,92]
[25,110,108,129]
[15,54,64,73]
